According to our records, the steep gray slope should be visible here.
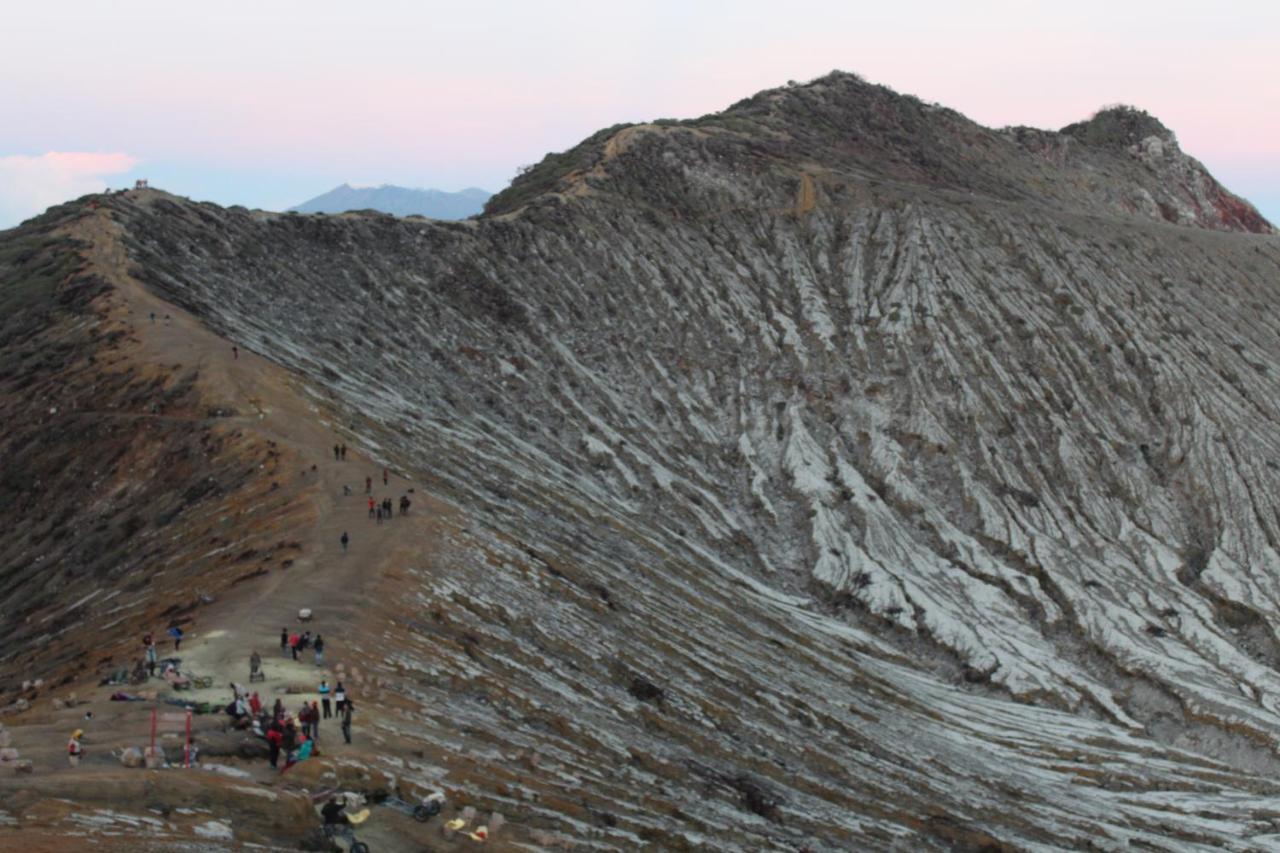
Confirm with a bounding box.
[290,183,490,218]
[106,73,1280,848]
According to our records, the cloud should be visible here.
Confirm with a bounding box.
[0,151,137,228]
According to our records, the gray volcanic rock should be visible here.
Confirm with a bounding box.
[290,184,490,219]
[12,72,1280,848]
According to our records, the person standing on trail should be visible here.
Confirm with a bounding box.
[289,632,300,661]
[319,680,332,718]
[340,531,349,553]
[266,720,283,769]
[280,628,289,658]
[314,634,325,667]
[341,698,354,744]
[382,468,389,486]
[250,650,262,681]
[232,345,239,360]
[340,444,347,461]
[368,497,375,518]
[310,700,322,742]
[376,505,383,525]
[168,625,184,652]
[299,703,313,739]
[68,729,85,767]
[334,682,347,714]
[273,698,285,720]
[249,691,262,716]
[143,632,157,676]
[333,444,340,461]
[365,476,372,495]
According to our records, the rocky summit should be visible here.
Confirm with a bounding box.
[2,71,1280,851]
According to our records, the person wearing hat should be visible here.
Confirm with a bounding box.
[68,729,85,767]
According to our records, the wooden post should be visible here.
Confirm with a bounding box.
[150,708,157,754]
[184,710,192,768]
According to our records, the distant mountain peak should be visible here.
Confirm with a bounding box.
[290,184,491,219]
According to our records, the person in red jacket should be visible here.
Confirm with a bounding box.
[265,720,283,769]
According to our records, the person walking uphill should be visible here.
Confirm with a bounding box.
[168,625,184,652]
[67,729,85,767]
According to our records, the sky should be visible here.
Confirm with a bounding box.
[1,0,1276,227]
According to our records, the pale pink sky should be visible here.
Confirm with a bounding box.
[1,1,1276,225]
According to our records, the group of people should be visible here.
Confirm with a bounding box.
[141,627,186,677]
[261,681,356,769]
[369,496,404,523]
[332,443,349,461]
[282,629,325,665]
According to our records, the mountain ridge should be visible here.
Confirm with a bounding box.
[3,72,1280,850]
[290,183,491,219]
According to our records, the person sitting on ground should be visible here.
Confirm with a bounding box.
[322,796,349,825]
[163,663,190,689]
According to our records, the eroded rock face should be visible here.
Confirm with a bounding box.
[7,74,1280,848]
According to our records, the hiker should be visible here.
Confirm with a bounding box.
[250,650,262,681]
[343,484,351,496]
[299,703,313,739]
[334,682,347,714]
[333,444,340,461]
[168,625,184,651]
[300,630,312,651]
[232,345,239,360]
[266,720,283,768]
[340,532,349,553]
[383,497,392,518]
[249,691,263,715]
[340,443,347,460]
[341,697,354,744]
[143,632,157,676]
[319,680,332,718]
[365,476,372,495]
[289,632,300,661]
[376,505,383,525]
[310,701,322,742]
[382,468,389,486]
[68,729,85,767]
[368,497,375,518]
[149,312,156,323]
[314,634,325,667]
[273,698,285,720]
[399,495,410,516]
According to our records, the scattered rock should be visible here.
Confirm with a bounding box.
[121,746,145,768]
[13,760,32,775]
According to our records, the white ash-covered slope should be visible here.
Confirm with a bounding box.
[111,73,1280,847]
